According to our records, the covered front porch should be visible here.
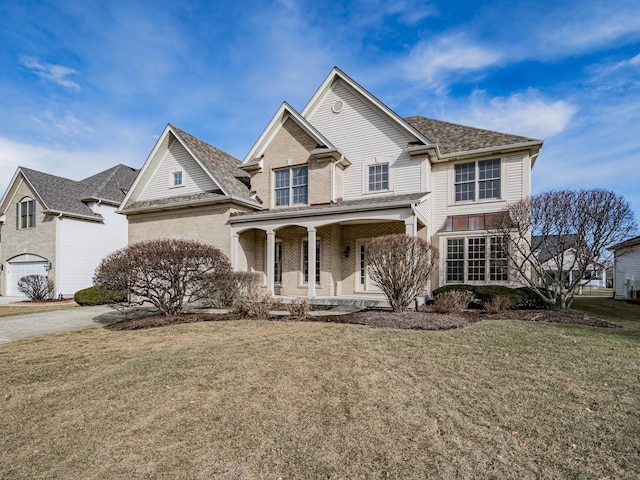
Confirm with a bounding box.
[228,193,429,299]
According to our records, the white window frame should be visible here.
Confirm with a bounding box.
[273,165,308,207]
[451,158,503,204]
[170,169,184,188]
[17,197,36,229]
[301,237,321,286]
[445,236,509,284]
[363,156,393,195]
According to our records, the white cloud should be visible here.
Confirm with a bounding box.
[401,35,501,90]
[31,111,94,137]
[0,138,141,200]
[452,90,578,139]
[19,56,80,90]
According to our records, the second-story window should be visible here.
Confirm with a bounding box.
[454,159,501,202]
[274,166,308,207]
[368,164,389,191]
[18,197,36,229]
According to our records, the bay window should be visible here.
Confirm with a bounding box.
[446,236,509,283]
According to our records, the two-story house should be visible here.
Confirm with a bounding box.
[0,165,138,297]
[119,67,543,300]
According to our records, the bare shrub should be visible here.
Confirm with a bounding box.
[285,297,311,320]
[17,275,54,301]
[94,239,231,315]
[484,296,512,313]
[231,285,275,320]
[205,272,261,307]
[366,234,439,311]
[433,290,475,314]
[491,189,637,309]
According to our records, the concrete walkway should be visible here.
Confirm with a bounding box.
[0,304,121,344]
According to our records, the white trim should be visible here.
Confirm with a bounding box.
[363,156,394,196]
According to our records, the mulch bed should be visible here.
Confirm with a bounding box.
[105,307,618,332]
[8,299,76,306]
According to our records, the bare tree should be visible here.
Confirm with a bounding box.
[17,275,54,301]
[94,239,231,315]
[491,189,637,309]
[366,234,439,311]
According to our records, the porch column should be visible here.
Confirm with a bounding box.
[231,233,239,271]
[405,216,417,236]
[266,230,275,295]
[307,227,317,298]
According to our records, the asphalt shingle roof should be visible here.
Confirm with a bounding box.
[229,192,427,222]
[120,191,229,213]
[170,125,252,200]
[20,164,138,218]
[404,116,542,155]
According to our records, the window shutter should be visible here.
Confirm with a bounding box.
[16,203,19,229]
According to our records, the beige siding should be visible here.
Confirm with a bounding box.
[305,80,421,200]
[127,204,249,258]
[506,154,525,203]
[138,138,218,202]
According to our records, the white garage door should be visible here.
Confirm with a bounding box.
[7,261,49,297]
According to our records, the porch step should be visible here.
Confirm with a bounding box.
[276,295,390,309]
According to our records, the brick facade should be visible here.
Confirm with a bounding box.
[0,178,57,295]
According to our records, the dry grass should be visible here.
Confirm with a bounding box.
[1,313,639,479]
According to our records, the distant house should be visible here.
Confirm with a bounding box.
[0,165,138,297]
[610,235,640,299]
[533,234,607,289]
[119,67,543,300]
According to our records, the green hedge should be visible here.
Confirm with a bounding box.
[74,286,126,306]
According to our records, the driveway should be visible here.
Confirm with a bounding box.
[0,304,120,344]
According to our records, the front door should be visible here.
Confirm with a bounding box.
[356,240,382,293]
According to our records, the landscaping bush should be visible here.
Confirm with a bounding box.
[205,271,261,307]
[433,290,475,313]
[74,286,127,306]
[17,275,53,301]
[284,297,311,320]
[366,234,438,311]
[484,295,512,313]
[94,239,231,315]
[231,285,276,320]
[432,285,476,298]
[516,287,554,309]
[474,285,527,309]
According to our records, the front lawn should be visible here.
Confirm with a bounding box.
[0,302,638,479]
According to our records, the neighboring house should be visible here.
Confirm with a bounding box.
[0,165,138,297]
[610,235,640,299]
[533,234,608,289]
[119,67,543,299]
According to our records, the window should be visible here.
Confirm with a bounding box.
[368,164,389,191]
[274,241,283,285]
[454,159,501,202]
[17,198,36,229]
[490,237,509,281]
[446,237,508,283]
[467,238,486,281]
[302,239,320,284]
[274,166,308,206]
[172,171,183,187]
[446,238,465,283]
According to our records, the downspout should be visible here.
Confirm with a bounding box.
[56,213,62,298]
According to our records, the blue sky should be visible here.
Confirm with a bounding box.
[1,0,639,227]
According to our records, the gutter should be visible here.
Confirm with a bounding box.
[119,195,261,215]
[42,209,104,222]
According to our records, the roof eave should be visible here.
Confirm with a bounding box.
[119,195,260,215]
[434,141,544,163]
[229,194,429,224]
[42,210,103,222]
